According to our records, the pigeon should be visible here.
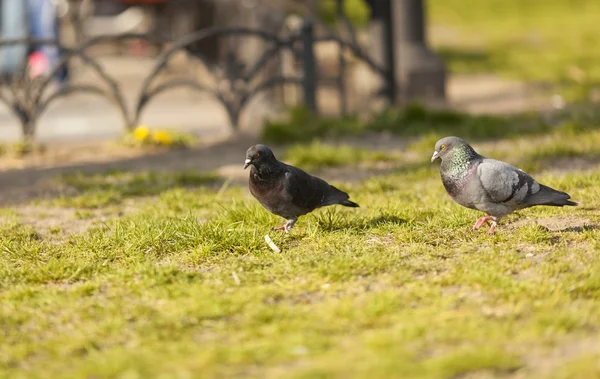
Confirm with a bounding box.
[431,136,577,234]
[244,144,359,233]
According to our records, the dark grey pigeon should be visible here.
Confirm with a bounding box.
[431,136,577,234]
[244,144,359,233]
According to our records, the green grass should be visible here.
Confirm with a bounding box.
[429,0,600,101]
[262,104,555,145]
[52,170,219,209]
[262,106,365,145]
[366,105,549,139]
[284,141,397,171]
[2,128,600,378]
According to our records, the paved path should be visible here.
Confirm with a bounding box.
[448,74,551,115]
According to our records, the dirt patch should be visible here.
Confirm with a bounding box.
[1,206,98,242]
[508,216,595,233]
[519,337,600,376]
[8,201,142,240]
[536,216,596,232]
[540,156,600,173]
[0,141,150,172]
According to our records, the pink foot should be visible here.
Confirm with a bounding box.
[473,216,493,231]
[487,221,498,234]
[271,219,297,234]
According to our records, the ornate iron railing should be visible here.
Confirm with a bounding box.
[0,14,392,141]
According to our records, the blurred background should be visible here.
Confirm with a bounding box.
[0,0,598,168]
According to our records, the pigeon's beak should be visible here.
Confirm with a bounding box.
[431,150,440,162]
[244,158,251,169]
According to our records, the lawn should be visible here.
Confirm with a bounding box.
[428,0,600,101]
[2,109,600,378]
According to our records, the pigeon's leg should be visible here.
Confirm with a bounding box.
[284,218,298,234]
[473,216,493,231]
[487,217,499,234]
[272,218,297,233]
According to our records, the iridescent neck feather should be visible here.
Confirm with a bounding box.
[441,143,480,179]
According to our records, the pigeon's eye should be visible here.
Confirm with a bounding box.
[441,145,447,150]
[254,152,261,158]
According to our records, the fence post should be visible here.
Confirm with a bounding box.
[366,0,396,104]
[336,0,348,116]
[301,19,318,114]
[391,0,446,103]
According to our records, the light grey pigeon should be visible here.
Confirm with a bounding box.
[244,144,359,233]
[431,136,577,233]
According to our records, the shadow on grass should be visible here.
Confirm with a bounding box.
[312,209,367,232]
[555,224,600,233]
[368,214,408,227]
[311,210,408,233]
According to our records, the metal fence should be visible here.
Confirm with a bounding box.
[0,6,392,141]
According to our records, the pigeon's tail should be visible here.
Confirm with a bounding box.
[526,184,578,207]
[340,199,360,208]
[546,197,578,207]
[322,185,359,208]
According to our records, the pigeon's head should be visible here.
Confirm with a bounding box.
[431,136,471,162]
[244,144,276,169]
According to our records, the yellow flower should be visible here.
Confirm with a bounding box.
[152,130,173,146]
[134,126,150,141]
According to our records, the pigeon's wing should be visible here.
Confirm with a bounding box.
[283,165,348,211]
[476,159,541,206]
